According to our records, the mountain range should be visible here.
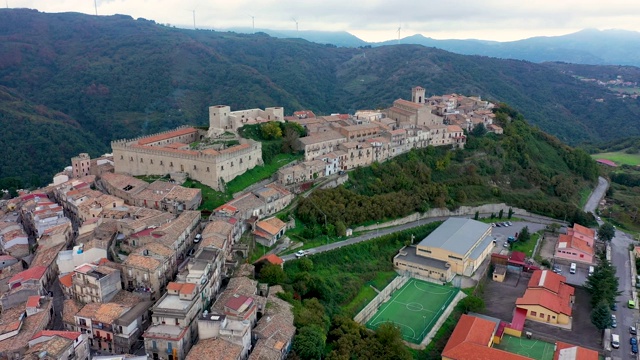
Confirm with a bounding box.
[223,27,640,67]
[1,9,640,187]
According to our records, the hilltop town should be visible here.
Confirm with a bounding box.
[0,87,616,360]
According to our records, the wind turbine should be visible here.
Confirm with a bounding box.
[292,17,299,32]
[94,0,98,15]
[249,15,255,33]
[397,26,401,44]
[191,8,196,29]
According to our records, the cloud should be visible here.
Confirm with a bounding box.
[10,0,640,42]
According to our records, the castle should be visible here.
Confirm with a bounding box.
[111,105,277,190]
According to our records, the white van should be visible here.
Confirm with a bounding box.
[612,333,620,349]
[589,266,594,276]
[570,263,577,274]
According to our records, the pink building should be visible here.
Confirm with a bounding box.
[554,224,595,264]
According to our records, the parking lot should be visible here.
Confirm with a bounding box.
[481,273,602,350]
[550,260,591,287]
[490,221,548,247]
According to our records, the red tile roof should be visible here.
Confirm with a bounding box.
[553,341,598,360]
[59,273,73,289]
[26,296,41,308]
[527,270,566,294]
[254,254,284,266]
[179,283,197,295]
[225,295,253,312]
[9,266,47,284]
[138,127,198,145]
[31,330,81,342]
[442,314,531,360]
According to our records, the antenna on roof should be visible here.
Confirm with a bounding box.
[292,17,298,32]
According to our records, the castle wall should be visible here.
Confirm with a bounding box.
[112,130,262,191]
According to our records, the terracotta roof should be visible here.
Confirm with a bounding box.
[25,335,73,358]
[571,224,595,238]
[0,302,50,353]
[225,294,253,312]
[254,254,284,266]
[442,314,531,360]
[110,290,145,307]
[137,127,198,145]
[553,341,598,360]
[31,330,81,342]
[186,337,243,360]
[516,286,574,316]
[167,282,183,292]
[179,283,197,296]
[394,98,423,110]
[527,270,566,294]
[9,265,47,284]
[125,254,161,270]
[62,300,82,325]
[31,242,65,268]
[26,296,41,308]
[256,217,286,236]
[76,303,101,319]
[94,303,129,324]
[447,125,464,132]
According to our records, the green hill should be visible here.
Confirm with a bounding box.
[0,9,638,186]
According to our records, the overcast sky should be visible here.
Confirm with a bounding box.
[9,0,640,42]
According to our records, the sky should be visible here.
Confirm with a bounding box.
[8,0,640,42]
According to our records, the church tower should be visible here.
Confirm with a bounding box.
[411,86,426,104]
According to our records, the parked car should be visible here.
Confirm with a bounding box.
[611,302,618,311]
[194,234,202,243]
[507,221,513,226]
[552,265,562,274]
[495,223,501,227]
[295,250,309,258]
[503,242,509,248]
[491,223,496,227]
[502,222,509,227]
[188,248,196,257]
[507,236,516,243]
[631,326,637,335]
[633,343,639,354]
[611,314,617,328]
[630,337,637,345]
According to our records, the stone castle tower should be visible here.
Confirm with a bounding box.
[411,86,426,104]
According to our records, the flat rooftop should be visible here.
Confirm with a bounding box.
[154,294,192,312]
[395,246,449,270]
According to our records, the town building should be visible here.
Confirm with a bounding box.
[208,105,284,135]
[441,314,530,360]
[113,300,153,354]
[196,312,251,358]
[394,218,494,281]
[0,297,52,359]
[75,302,130,353]
[71,263,122,304]
[71,153,92,179]
[252,217,287,247]
[248,286,295,360]
[554,224,595,264]
[143,282,203,360]
[515,270,575,325]
[28,330,90,360]
[186,337,244,360]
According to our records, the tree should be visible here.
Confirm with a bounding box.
[508,207,514,219]
[281,126,300,153]
[585,255,621,307]
[470,123,487,137]
[459,295,485,313]
[517,226,530,243]
[258,263,286,285]
[474,211,479,220]
[299,257,314,272]
[591,302,612,330]
[293,325,326,360]
[598,223,615,242]
[498,209,504,219]
[261,122,283,140]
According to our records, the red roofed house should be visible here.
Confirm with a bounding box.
[29,330,90,360]
[7,265,48,292]
[253,217,286,247]
[553,341,598,360]
[554,224,595,264]
[224,294,257,323]
[254,254,284,268]
[442,314,531,360]
[515,270,575,325]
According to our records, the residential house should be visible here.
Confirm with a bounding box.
[143,282,203,360]
[1,266,48,311]
[340,141,373,170]
[248,286,295,360]
[113,300,153,354]
[0,255,18,271]
[212,277,263,327]
[297,130,346,161]
[99,173,149,205]
[553,341,598,360]
[71,263,122,304]
[276,160,325,186]
[441,314,530,360]
[197,312,251,358]
[75,302,130,353]
[175,247,223,311]
[0,226,28,254]
[186,337,244,360]
[253,217,286,247]
[29,330,90,360]
[0,297,52,360]
[123,253,163,301]
[31,242,66,290]
[37,221,72,250]
[62,299,83,332]
[515,270,575,325]
[56,239,109,275]
[554,224,595,264]
[133,180,202,214]
[201,220,235,256]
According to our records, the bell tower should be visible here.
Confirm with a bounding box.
[411,86,425,104]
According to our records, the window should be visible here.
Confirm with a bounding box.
[120,155,124,160]
[160,161,163,165]
[152,340,157,349]
[530,311,537,316]
[193,165,197,170]
[249,156,252,160]
[240,158,243,164]
[539,313,544,318]
[150,159,153,164]
[221,166,224,171]
[140,158,143,163]
[130,157,134,161]
[206,167,210,172]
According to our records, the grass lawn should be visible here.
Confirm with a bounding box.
[591,151,640,166]
[226,153,301,195]
[182,179,230,211]
[511,233,540,256]
[578,187,592,208]
[342,271,397,316]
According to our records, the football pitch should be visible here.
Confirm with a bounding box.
[365,278,459,344]
[495,334,555,360]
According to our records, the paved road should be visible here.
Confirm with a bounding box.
[584,176,609,214]
[281,214,560,261]
[610,228,637,359]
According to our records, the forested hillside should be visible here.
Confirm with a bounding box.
[0,9,637,186]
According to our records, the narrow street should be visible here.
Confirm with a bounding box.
[610,229,637,359]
